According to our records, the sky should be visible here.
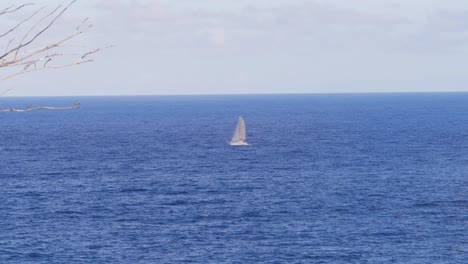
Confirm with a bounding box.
[2,0,468,96]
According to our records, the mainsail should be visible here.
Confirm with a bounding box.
[230,116,247,145]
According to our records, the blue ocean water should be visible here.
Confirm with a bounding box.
[0,94,467,263]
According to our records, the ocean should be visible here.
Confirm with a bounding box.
[0,94,467,263]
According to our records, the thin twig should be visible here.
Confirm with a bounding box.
[0,3,34,16]
[0,7,44,38]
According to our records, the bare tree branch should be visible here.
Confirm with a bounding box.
[0,3,34,16]
[0,7,44,38]
[0,0,100,70]
[0,1,74,61]
[0,0,105,101]
[0,1,106,112]
[1,59,93,82]
[2,23,94,67]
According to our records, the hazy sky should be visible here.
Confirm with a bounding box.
[2,0,468,96]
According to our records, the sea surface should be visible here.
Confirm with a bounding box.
[0,94,467,263]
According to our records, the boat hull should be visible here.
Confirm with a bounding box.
[229,141,249,146]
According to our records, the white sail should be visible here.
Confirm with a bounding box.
[230,116,248,146]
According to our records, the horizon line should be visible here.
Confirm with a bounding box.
[3,90,468,98]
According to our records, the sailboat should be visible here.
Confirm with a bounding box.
[229,116,248,146]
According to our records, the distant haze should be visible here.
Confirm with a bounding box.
[2,0,468,96]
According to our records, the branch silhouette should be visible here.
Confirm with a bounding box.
[0,1,105,112]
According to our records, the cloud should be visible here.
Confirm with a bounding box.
[5,0,468,96]
[426,10,468,33]
[200,27,226,46]
[91,0,410,58]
